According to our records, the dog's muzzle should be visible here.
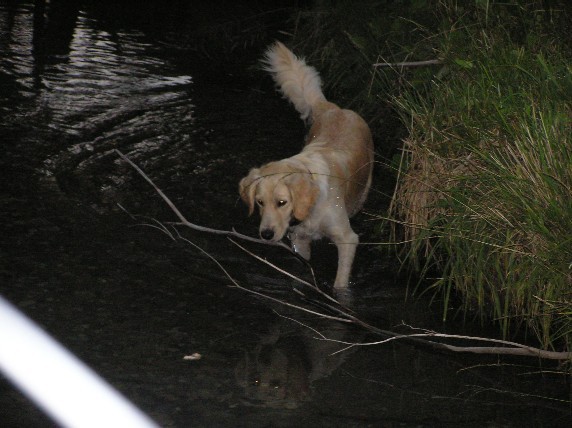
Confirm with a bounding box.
[260,229,275,240]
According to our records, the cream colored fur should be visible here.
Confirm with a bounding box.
[240,42,374,289]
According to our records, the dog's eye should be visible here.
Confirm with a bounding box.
[256,199,264,207]
[277,200,287,207]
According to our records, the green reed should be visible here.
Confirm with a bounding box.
[390,2,571,348]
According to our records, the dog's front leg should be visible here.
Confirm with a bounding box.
[288,228,312,260]
[332,229,359,289]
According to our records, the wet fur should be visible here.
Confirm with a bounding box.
[239,42,374,289]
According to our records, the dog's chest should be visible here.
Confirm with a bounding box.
[288,221,323,242]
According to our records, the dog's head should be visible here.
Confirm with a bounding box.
[239,162,319,242]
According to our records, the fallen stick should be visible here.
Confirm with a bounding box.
[373,59,442,68]
[116,150,572,361]
[114,149,292,252]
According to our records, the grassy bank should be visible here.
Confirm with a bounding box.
[290,1,572,350]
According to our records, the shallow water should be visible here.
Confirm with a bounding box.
[1,1,571,427]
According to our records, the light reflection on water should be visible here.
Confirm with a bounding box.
[37,13,191,136]
[1,1,197,211]
[2,2,192,139]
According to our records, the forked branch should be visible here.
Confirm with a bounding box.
[116,150,572,361]
[115,149,292,252]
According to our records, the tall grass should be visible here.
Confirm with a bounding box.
[390,2,572,349]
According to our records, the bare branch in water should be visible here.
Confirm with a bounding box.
[228,238,346,311]
[115,149,292,252]
[173,231,352,324]
[115,150,572,361]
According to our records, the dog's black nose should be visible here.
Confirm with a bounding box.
[260,229,275,240]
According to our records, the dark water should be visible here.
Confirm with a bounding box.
[1,1,570,427]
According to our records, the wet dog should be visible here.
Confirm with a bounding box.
[239,42,374,289]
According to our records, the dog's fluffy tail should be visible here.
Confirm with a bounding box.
[262,41,327,122]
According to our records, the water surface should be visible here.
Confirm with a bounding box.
[1,1,570,427]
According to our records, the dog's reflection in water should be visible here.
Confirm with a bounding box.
[235,318,355,409]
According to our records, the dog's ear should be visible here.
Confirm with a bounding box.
[289,173,319,221]
[239,169,260,215]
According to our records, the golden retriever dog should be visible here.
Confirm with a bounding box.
[239,42,374,290]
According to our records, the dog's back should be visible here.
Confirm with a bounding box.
[307,107,373,217]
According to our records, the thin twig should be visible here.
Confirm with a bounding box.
[373,59,442,68]
[115,149,292,252]
[173,232,353,324]
[228,238,345,309]
[235,246,572,359]
[276,312,572,361]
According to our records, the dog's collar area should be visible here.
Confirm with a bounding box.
[289,217,302,227]
[304,167,317,181]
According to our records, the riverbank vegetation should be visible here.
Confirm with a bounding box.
[289,0,572,351]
